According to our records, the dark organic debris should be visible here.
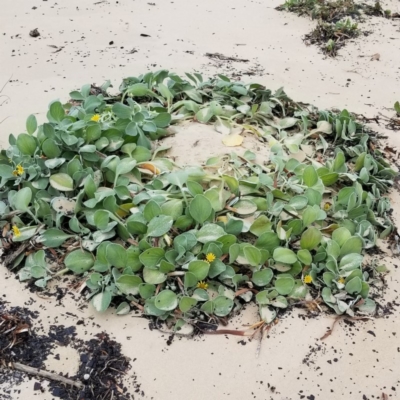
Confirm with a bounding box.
[0,301,138,400]
[277,0,393,56]
[205,52,249,62]
[29,28,40,38]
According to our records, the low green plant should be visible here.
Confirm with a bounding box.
[395,101,400,116]
[0,71,395,330]
[277,0,390,56]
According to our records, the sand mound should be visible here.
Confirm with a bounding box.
[162,121,270,166]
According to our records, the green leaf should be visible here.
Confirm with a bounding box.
[213,296,234,317]
[12,226,39,242]
[94,210,110,230]
[128,83,150,97]
[300,227,322,250]
[297,249,312,265]
[139,248,165,267]
[302,206,319,227]
[252,268,273,286]
[179,297,198,313]
[42,139,61,158]
[259,305,276,323]
[320,172,339,186]
[116,302,131,315]
[184,271,198,288]
[339,253,363,271]
[275,275,295,295]
[92,291,112,312]
[38,228,74,248]
[153,112,171,128]
[196,224,226,243]
[345,276,362,294]
[17,134,37,155]
[189,195,213,224]
[139,283,156,299]
[303,166,318,187]
[49,173,74,192]
[273,247,297,264]
[13,187,32,212]
[332,227,351,247]
[154,290,178,311]
[243,245,261,266]
[147,215,173,237]
[143,200,162,222]
[106,243,127,268]
[65,249,94,274]
[112,103,132,119]
[116,275,142,295]
[255,232,280,252]
[49,101,65,122]
[188,260,210,281]
[250,215,272,236]
[395,101,400,116]
[26,114,37,134]
[340,236,363,257]
[142,267,166,284]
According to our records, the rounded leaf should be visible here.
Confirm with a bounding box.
[300,227,322,250]
[116,275,142,295]
[252,268,273,287]
[50,173,74,192]
[179,297,198,313]
[275,275,295,295]
[154,290,178,311]
[297,249,312,265]
[273,247,297,264]
[213,296,234,317]
[65,249,94,274]
[189,195,212,224]
[17,134,37,155]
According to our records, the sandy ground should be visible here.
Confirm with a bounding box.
[1,0,400,399]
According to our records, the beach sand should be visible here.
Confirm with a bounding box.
[1,1,400,399]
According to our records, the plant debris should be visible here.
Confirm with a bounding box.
[0,301,137,400]
[29,28,40,38]
[276,0,394,56]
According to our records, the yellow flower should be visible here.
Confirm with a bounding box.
[205,253,216,263]
[323,202,331,211]
[12,170,19,176]
[12,225,21,237]
[197,281,208,290]
[16,164,24,176]
[338,277,345,284]
[303,275,313,284]
[91,114,101,122]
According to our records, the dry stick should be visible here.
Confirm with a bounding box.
[320,315,372,340]
[3,241,31,268]
[4,362,84,389]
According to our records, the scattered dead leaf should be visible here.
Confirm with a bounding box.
[222,134,243,147]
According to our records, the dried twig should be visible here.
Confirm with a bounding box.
[3,362,84,389]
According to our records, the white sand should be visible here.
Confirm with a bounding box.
[1,0,400,399]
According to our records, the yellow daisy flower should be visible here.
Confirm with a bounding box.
[91,114,101,122]
[12,225,21,237]
[196,281,208,290]
[338,277,345,284]
[323,202,331,211]
[205,253,216,263]
[16,164,24,176]
[303,275,313,284]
